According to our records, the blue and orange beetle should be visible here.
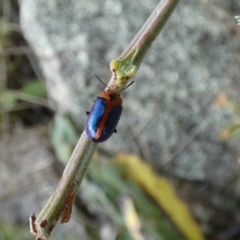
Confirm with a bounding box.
[86,75,133,143]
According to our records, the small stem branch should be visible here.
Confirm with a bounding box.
[110,0,179,87]
[30,132,97,240]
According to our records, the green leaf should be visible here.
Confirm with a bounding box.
[0,23,12,37]
[88,159,185,240]
[20,80,47,97]
[49,114,78,163]
[114,154,205,240]
[2,91,18,106]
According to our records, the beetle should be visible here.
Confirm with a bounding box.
[86,75,133,143]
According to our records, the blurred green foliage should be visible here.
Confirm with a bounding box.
[20,80,46,97]
[0,221,88,240]
[0,80,47,126]
[0,222,32,240]
[49,114,78,164]
[83,160,184,240]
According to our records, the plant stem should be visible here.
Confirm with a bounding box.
[110,0,179,88]
[30,131,97,240]
[30,0,180,239]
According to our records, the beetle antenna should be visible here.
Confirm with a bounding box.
[120,81,134,92]
[93,73,111,90]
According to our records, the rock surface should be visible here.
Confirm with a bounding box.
[20,0,240,190]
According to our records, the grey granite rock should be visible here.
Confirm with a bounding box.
[20,0,240,190]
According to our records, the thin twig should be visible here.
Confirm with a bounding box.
[109,0,179,88]
[23,46,44,83]
[0,43,9,138]
[159,124,203,167]
[3,90,56,111]
[0,22,22,33]
[0,46,33,56]
[3,0,12,23]
[30,131,97,240]
[0,46,44,82]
